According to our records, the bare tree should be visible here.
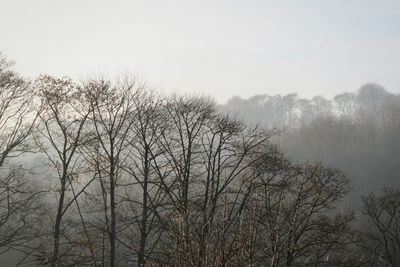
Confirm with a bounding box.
[154,95,216,266]
[0,53,42,263]
[238,163,353,267]
[362,188,400,267]
[83,77,141,267]
[0,165,45,266]
[34,75,93,266]
[152,95,284,267]
[117,90,168,266]
[0,53,35,163]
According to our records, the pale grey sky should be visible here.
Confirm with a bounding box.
[1,0,400,102]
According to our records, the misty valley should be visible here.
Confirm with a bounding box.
[1,53,400,267]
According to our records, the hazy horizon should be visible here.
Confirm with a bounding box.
[2,0,400,103]
[2,3,400,265]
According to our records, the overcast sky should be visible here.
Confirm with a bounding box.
[1,0,400,102]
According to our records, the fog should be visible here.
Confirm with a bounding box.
[222,83,400,208]
[1,1,400,102]
[2,1,400,266]
[1,52,400,266]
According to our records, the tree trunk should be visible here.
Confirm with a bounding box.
[138,151,149,266]
[51,179,66,267]
[110,169,116,267]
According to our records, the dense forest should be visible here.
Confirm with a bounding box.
[222,85,400,207]
[1,52,400,267]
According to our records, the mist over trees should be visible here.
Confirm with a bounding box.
[0,52,400,267]
[222,85,400,207]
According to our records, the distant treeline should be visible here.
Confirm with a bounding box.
[222,85,400,206]
[1,52,400,266]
